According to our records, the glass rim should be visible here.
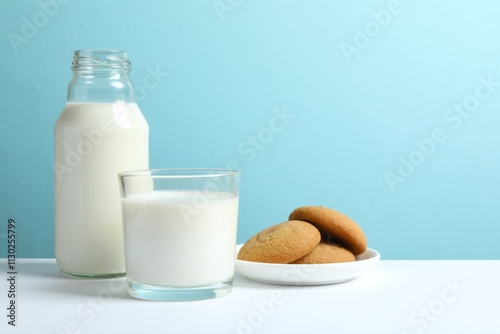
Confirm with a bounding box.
[118,168,240,179]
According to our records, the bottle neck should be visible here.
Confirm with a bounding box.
[67,50,136,103]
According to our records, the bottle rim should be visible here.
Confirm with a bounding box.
[72,49,131,72]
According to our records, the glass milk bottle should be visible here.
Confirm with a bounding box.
[54,50,149,278]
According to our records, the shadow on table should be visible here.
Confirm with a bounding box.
[20,261,364,301]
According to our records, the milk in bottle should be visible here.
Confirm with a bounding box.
[54,50,149,278]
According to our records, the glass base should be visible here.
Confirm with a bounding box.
[127,278,233,301]
[61,271,126,279]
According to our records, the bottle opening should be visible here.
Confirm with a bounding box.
[72,49,131,74]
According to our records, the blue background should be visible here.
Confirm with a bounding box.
[1,0,499,259]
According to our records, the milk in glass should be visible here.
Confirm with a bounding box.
[121,191,238,286]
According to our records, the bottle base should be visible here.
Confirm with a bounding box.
[61,271,126,279]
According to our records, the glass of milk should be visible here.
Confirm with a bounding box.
[118,168,240,301]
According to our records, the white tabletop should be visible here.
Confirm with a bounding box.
[1,259,499,334]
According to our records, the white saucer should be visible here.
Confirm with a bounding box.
[235,244,380,286]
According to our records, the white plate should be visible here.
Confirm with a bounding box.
[235,244,380,286]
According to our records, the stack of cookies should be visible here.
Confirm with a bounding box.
[237,206,367,264]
